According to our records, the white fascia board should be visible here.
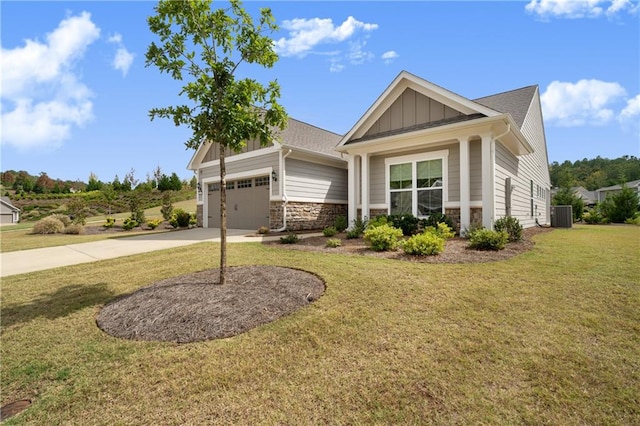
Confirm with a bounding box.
[187,140,209,171]
[282,145,348,169]
[201,167,273,184]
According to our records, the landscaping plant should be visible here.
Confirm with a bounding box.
[494,216,523,242]
[468,228,509,251]
[322,226,337,237]
[32,216,65,234]
[363,223,403,252]
[325,238,342,248]
[403,230,445,256]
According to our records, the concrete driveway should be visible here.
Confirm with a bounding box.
[0,228,283,277]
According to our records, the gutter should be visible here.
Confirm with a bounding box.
[270,149,293,233]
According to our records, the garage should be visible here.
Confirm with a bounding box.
[207,176,270,229]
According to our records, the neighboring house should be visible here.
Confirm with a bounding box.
[188,118,347,230]
[189,71,552,232]
[596,179,640,203]
[551,186,597,207]
[0,197,20,224]
[335,71,551,232]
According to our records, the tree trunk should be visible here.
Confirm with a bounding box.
[219,143,227,285]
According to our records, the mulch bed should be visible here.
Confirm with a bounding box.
[264,226,554,264]
[96,227,553,343]
[96,266,325,343]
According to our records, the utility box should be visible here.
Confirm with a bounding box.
[551,205,573,228]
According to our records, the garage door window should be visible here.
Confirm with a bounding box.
[237,179,252,188]
[255,176,269,187]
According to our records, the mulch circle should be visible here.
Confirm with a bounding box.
[0,399,31,421]
[96,266,325,343]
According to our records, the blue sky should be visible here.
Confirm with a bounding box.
[1,0,639,183]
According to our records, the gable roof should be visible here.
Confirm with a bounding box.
[474,85,538,129]
[0,197,19,212]
[597,179,640,192]
[187,117,343,170]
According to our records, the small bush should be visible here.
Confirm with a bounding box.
[334,215,348,232]
[326,238,342,248]
[583,210,605,224]
[468,228,508,251]
[33,216,65,234]
[147,218,163,230]
[345,229,361,239]
[122,217,138,231]
[494,216,523,242]
[280,232,299,244]
[421,212,456,232]
[189,213,197,227]
[323,226,337,237]
[389,214,420,236]
[349,216,368,238]
[364,224,403,252]
[64,224,85,235]
[403,232,445,256]
[434,222,455,239]
[103,217,116,228]
[49,213,71,227]
[170,208,191,228]
[367,215,389,229]
[257,226,269,234]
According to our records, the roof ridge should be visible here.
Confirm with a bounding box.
[287,116,343,138]
[474,84,538,101]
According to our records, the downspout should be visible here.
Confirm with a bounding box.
[270,149,293,232]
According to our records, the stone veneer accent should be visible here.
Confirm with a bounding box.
[445,208,483,233]
[196,204,203,227]
[270,201,347,231]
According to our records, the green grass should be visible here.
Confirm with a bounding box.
[0,199,196,253]
[1,225,638,424]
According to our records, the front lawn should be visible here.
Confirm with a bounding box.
[1,225,638,424]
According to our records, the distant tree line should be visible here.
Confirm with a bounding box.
[1,167,196,195]
[550,155,640,190]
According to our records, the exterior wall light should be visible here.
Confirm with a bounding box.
[271,170,278,182]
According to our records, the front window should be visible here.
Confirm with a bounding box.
[388,155,445,217]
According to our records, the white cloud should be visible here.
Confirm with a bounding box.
[107,33,134,76]
[381,50,399,64]
[346,40,374,65]
[525,0,639,19]
[541,79,628,126]
[619,94,640,119]
[329,59,345,73]
[275,16,378,58]
[1,12,99,150]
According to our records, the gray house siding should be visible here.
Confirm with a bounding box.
[200,151,280,197]
[286,159,347,202]
[202,140,274,163]
[364,88,463,138]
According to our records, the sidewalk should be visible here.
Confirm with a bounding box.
[0,228,292,278]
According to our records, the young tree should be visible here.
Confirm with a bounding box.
[600,185,639,223]
[146,0,287,284]
[552,187,584,221]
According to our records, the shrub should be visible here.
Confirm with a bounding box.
[64,224,85,235]
[624,212,640,225]
[424,222,455,239]
[583,209,605,224]
[468,228,508,251]
[189,213,197,227]
[403,231,445,256]
[552,187,584,221]
[147,218,163,230]
[103,217,116,228]
[280,232,299,244]
[66,198,88,225]
[388,214,420,236]
[599,185,639,223]
[257,226,269,234]
[494,216,523,242]
[350,216,368,237]
[170,208,191,228]
[367,215,389,229]
[33,216,65,234]
[364,224,403,252]
[421,212,456,232]
[334,215,348,232]
[49,213,71,227]
[345,229,361,239]
[326,238,342,248]
[160,192,174,221]
[122,217,138,231]
[323,226,337,237]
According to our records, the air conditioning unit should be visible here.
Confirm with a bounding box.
[551,205,573,228]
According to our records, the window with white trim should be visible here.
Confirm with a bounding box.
[255,176,270,187]
[208,183,220,192]
[387,153,445,217]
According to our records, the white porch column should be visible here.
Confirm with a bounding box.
[347,154,357,227]
[481,134,495,229]
[458,137,470,233]
[361,153,370,220]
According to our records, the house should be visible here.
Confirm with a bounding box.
[0,197,20,224]
[335,71,551,232]
[188,118,347,231]
[596,179,640,203]
[551,186,597,207]
[189,71,551,232]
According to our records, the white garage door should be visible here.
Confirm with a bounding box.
[207,176,270,229]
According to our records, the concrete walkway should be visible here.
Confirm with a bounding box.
[0,228,294,278]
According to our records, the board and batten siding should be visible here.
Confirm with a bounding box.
[494,88,551,227]
[200,151,280,196]
[202,140,274,163]
[286,159,347,202]
[364,88,463,138]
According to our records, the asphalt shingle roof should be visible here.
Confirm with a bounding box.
[277,117,343,158]
[473,85,538,129]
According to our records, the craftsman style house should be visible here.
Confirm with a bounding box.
[189,71,551,232]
